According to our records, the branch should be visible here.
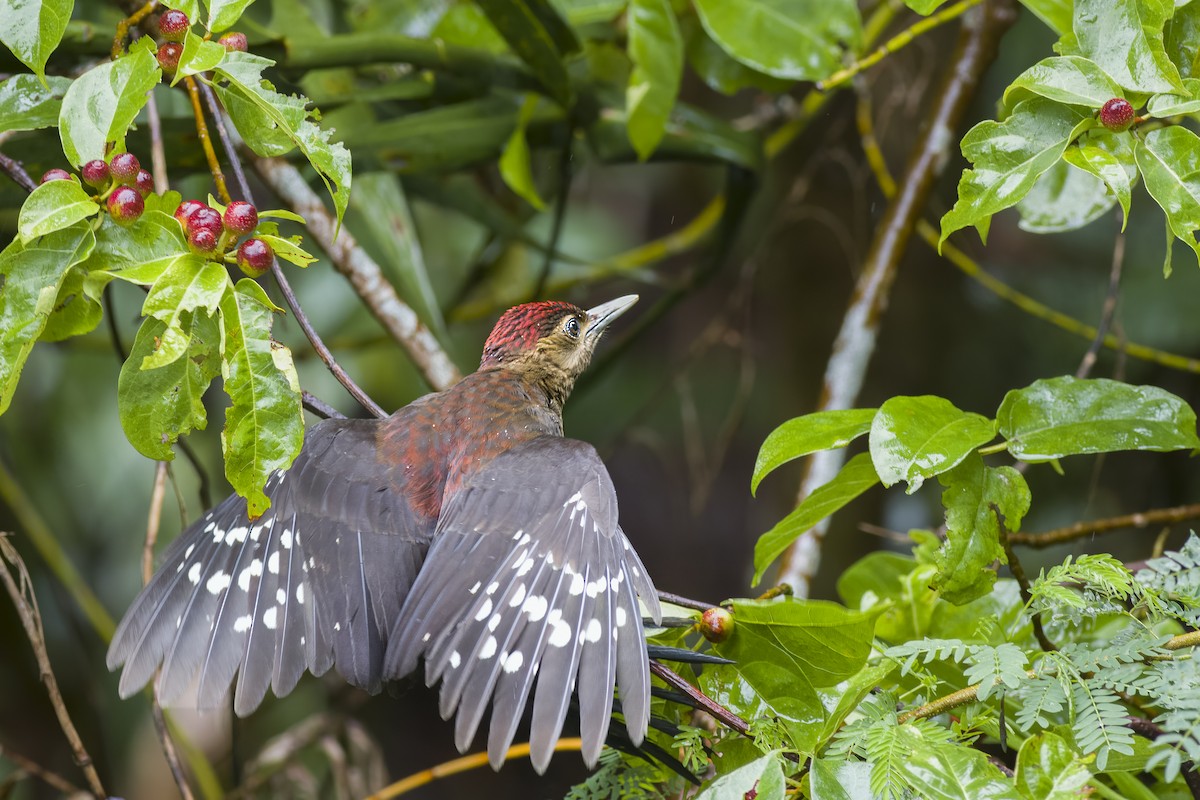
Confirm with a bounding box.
[0,148,37,192]
[184,76,230,204]
[0,535,106,798]
[993,504,1055,652]
[1009,503,1200,548]
[649,660,751,737]
[366,738,584,799]
[250,155,462,392]
[776,0,1019,593]
[0,744,87,795]
[111,0,158,59]
[1127,717,1200,800]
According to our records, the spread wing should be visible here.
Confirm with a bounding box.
[107,416,434,715]
[385,436,661,773]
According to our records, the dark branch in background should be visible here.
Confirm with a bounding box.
[0,147,37,192]
[198,82,389,418]
[776,0,1019,593]
[0,744,86,795]
[992,504,1055,652]
[1076,221,1126,380]
[0,535,106,799]
[1009,502,1200,548]
[532,125,574,300]
[302,390,347,420]
[1127,717,1200,800]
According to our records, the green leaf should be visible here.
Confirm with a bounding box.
[699,662,825,751]
[1136,125,1200,267]
[346,172,445,336]
[118,313,221,461]
[940,98,1090,247]
[681,14,790,96]
[997,376,1200,461]
[905,0,948,13]
[626,0,683,160]
[1019,0,1071,36]
[1003,56,1124,110]
[1147,78,1200,116]
[219,279,303,516]
[256,234,316,268]
[140,259,228,369]
[693,751,786,800]
[0,74,71,132]
[693,0,861,81]
[1015,733,1092,800]
[40,266,102,342]
[17,179,98,244]
[1165,1,1200,80]
[173,31,226,85]
[752,452,879,585]
[810,758,873,800]
[935,453,1031,605]
[838,552,938,642]
[0,222,96,415]
[712,598,876,705]
[476,0,579,107]
[83,212,198,301]
[551,0,625,26]
[59,42,160,167]
[1072,0,1183,95]
[752,408,875,495]
[1060,129,1136,231]
[1016,157,1116,234]
[207,0,255,32]
[430,4,507,52]
[869,395,995,493]
[0,0,71,82]
[896,742,1022,800]
[498,95,546,210]
[212,52,352,231]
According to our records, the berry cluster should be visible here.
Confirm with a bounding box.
[154,9,247,76]
[42,152,156,227]
[174,199,273,277]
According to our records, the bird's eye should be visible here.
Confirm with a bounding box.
[564,317,580,338]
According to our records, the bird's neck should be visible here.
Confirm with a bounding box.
[491,360,576,417]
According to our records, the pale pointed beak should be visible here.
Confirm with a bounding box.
[584,295,638,339]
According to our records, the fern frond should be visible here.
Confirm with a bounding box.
[963,643,1028,701]
[1070,679,1135,770]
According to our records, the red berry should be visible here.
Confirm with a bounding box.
[81,160,110,189]
[109,153,140,184]
[223,201,258,236]
[187,206,223,238]
[173,199,207,227]
[1100,98,1135,132]
[134,169,155,197]
[107,186,144,225]
[699,607,734,643]
[156,42,182,76]
[237,238,273,277]
[40,168,73,184]
[188,227,218,253]
[218,32,248,52]
[158,9,189,42]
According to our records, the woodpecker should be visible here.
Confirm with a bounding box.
[107,295,661,773]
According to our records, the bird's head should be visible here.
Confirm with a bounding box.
[480,295,638,398]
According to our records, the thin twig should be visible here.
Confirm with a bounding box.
[649,660,751,737]
[152,704,196,800]
[0,744,86,795]
[993,504,1054,652]
[657,590,718,613]
[302,390,347,420]
[1076,222,1125,379]
[184,76,230,204]
[0,535,106,798]
[366,738,584,799]
[777,0,1018,594]
[146,88,170,193]
[0,149,37,192]
[1009,503,1200,548]
[196,81,389,417]
[818,0,982,91]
